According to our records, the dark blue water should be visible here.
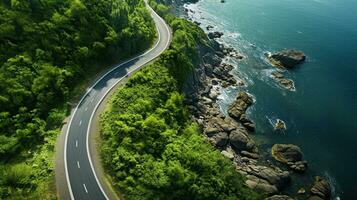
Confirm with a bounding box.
[186,0,357,199]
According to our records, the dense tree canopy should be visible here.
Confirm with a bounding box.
[101,5,261,199]
[0,0,156,198]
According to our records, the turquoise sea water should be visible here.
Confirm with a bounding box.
[186,0,357,199]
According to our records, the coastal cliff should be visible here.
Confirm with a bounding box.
[156,0,333,199]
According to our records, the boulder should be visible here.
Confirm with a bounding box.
[241,114,256,132]
[298,187,306,194]
[221,150,234,160]
[272,144,303,163]
[208,31,224,39]
[229,130,250,152]
[206,25,214,30]
[204,126,220,136]
[247,165,291,190]
[309,176,331,200]
[211,131,229,147]
[266,195,294,200]
[268,49,306,69]
[279,79,295,91]
[275,119,287,130]
[228,92,254,120]
[271,71,285,79]
[203,53,222,66]
[241,151,259,159]
[288,160,308,173]
[272,144,308,173]
[246,175,278,195]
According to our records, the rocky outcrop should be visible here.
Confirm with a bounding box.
[240,164,291,195]
[203,116,258,153]
[228,92,253,120]
[272,144,308,173]
[308,176,331,200]
[230,128,256,153]
[279,79,295,91]
[271,71,295,91]
[268,50,306,69]
[208,31,223,39]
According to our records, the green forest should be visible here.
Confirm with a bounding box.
[100,2,261,200]
[0,0,155,198]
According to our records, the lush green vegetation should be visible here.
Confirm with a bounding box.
[101,3,261,199]
[0,0,156,198]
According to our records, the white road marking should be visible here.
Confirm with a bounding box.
[90,98,94,103]
[85,107,88,111]
[75,140,78,147]
[77,161,80,169]
[83,184,88,193]
[79,120,82,126]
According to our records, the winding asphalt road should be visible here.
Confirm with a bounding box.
[63,2,171,199]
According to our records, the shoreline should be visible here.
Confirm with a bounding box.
[176,1,333,199]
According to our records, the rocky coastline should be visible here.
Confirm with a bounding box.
[179,2,331,200]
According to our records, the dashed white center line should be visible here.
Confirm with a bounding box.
[77,161,80,169]
[83,184,88,193]
[75,140,78,147]
[90,98,94,103]
[85,107,88,111]
[79,120,82,126]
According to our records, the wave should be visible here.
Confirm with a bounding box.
[323,171,342,200]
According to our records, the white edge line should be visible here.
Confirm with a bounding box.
[64,1,171,200]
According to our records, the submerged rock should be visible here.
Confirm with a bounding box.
[268,49,306,69]
[271,71,285,79]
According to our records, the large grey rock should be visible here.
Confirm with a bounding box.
[229,129,250,152]
[247,165,291,190]
[272,144,308,173]
[272,144,303,163]
[228,92,253,120]
[268,49,306,69]
[246,175,278,195]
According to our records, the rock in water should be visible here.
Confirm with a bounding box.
[272,144,303,163]
[272,144,308,173]
[268,49,306,69]
[309,176,332,200]
[208,31,224,39]
[228,92,253,120]
[275,119,287,130]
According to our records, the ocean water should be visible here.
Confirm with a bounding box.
[185,0,357,199]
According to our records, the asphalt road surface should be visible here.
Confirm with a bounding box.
[63,2,171,199]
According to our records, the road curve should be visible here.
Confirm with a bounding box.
[63,2,171,200]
